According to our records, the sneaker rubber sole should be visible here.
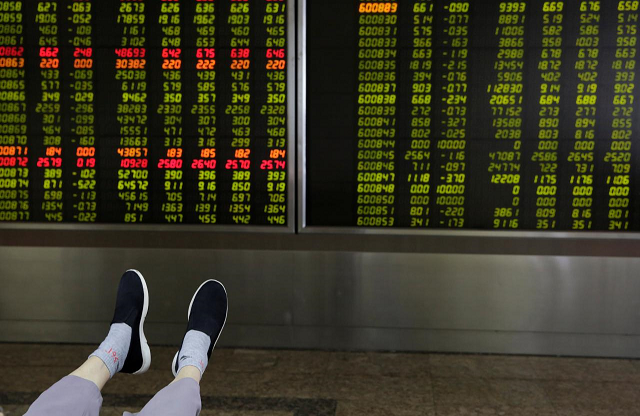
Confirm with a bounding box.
[127,269,151,375]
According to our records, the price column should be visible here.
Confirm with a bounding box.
[569,0,600,230]
[487,2,525,229]
[34,0,63,222]
[260,0,287,226]
[355,1,398,228]
[157,0,184,223]
[604,1,638,230]
[0,1,28,222]
[532,1,564,230]
[434,1,469,228]
[404,0,434,228]
[67,0,97,222]
[115,0,149,224]
[191,0,218,225]
[225,0,252,225]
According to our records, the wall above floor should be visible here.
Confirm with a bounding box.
[1,232,639,357]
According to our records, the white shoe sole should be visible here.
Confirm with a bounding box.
[172,279,228,377]
[128,269,151,375]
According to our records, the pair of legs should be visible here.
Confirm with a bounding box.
[71,355,202,391]
[24,270,228,416]
[25,365,201,416]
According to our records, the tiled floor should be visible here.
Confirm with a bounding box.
[1,343,640,415]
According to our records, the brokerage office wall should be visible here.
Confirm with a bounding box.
[1,235,640,357]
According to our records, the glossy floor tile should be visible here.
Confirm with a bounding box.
[1,343,640,416]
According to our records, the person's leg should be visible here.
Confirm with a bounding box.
[171,365,201,385]
[23,374,104,416]
[131,280,227,416]
[71,355,112,390]
[24,270,151,416]
[123,370,202,416]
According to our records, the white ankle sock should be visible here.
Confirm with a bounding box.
[177,330,211,376]
[90,323,132,378]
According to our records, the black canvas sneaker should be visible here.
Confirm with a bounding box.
[172,280,228,376]
[112,269,151,374]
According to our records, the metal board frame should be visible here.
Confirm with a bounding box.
[297,0,307,235]
[2,246,640,357]
[0,0,297,234]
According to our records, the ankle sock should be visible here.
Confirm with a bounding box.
[177,330,211,376]
[90,323,132,378]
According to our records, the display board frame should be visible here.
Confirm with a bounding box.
[0,0,297,234]
[297,0,640,240]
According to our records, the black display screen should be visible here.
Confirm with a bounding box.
[0,0,289,226]
[306,0,640,231]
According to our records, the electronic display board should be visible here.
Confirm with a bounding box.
[0,0,291,227]
[305,0,640,231]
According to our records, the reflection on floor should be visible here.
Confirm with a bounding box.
[2,343,640,415]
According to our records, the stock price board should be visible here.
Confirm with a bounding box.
[0,0,289,226]
[306,0,640,231]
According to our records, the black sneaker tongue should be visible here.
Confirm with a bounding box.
[190,310,217,335]
[111,305,141,329]
[112,275,143,326]
[115,307,140,327]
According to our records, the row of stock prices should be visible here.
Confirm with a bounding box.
[306,0,640,231]
[0,0,289,225]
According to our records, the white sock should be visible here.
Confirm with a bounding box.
[90,323,132,378]
[177,330,211,376]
